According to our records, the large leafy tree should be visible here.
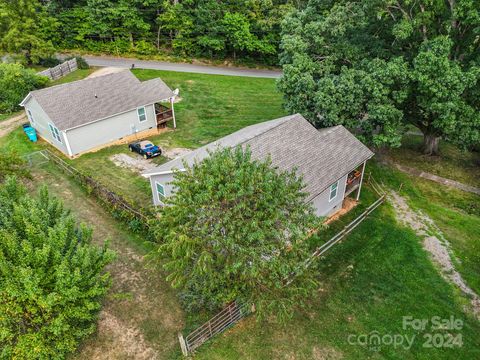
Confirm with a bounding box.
[0,0,57,64]
[151,147,322,320]
[0,63,48,113]
[85,0,151,48]
[0,178,114,359]
[278,0,480,154]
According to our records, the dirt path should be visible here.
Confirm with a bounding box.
[389,191,480,318]
[86,67,127,79]
[392,162,480,196]
[32,166,184,359]
[0,113,26,137]
[109,148,191,175]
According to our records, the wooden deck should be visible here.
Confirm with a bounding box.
[155,103,173,127]
[345,169,362,196]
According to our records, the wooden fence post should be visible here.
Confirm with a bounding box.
[178,333,189,357]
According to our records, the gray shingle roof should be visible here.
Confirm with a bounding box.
[23,70,174,131]
[143,114,374,200]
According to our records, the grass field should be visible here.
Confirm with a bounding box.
[25,160,480,359]
[132,69,286,148]
[387,134,480,188]
[370,162,480,297]
[25,69,286,205]
[49,67,98,85]
[2,67,479,359]
[192,179,480,359]
[28,163,184,359]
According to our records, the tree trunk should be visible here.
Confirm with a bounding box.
[129,33,134,49]
[422,133,441,155]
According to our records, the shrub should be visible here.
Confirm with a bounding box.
[0,177,114,359]
[65,55,90,69]
[0,63,48,113]
[38,56,61,67]
[151,147,323,320]
[134,40,157,55]
[0,151,30,181]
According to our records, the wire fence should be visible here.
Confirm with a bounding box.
[26,149,387,356]
[30,149,155,234]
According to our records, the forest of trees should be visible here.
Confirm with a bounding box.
[1,0,305,65]
[1,0,478,154]
[278,0,480,154]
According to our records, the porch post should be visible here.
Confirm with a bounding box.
[356,161,366,201]
[170,97,176,129]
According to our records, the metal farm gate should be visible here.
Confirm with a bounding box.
[178,301,252,356]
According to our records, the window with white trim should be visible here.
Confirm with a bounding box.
[156,182,165,200]
[27,109,35,124]
[48,123,62,143]
[329,181,339,201]
[137,107,147,122]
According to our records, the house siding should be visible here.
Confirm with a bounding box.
[148,173,176,205]
[23,98,69,155]
[148,172,349,217]
[310,173,348,217]
[66,104,157,155]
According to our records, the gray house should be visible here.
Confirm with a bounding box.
[142,114,374,217]
[20,70,177,157]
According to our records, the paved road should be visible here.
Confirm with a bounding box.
[82,55,282,79]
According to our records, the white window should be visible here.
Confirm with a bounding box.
[329,181,339,201]
[27,109,35,124]
[156,182,165,200]
[48,123,62,143]
[137,107,147,122]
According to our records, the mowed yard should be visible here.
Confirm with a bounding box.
[191,164,480,360]
[1,68,287,206]
[1,68,480,359]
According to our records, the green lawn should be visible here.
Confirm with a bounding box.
[387,134,480,188]
[0,110,22,122]
[1,69,285,207]
[2,67,479,359]
[132,69,286,148]
[370,161,480,297]
[51,69,285,205]
[48,67,97,85]
[27,163,184,359]
[192,180,480,360]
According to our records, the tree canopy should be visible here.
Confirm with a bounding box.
[0,63,49,113]
[0,177,114,359]
[0,151,30,181]
[151,147,322,320]
[12,0,304,65]
[278,0,480,154]
[0,0,57,64]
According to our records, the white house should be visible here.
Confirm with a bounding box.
[142,114,374,217]
[20,70,177,157]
